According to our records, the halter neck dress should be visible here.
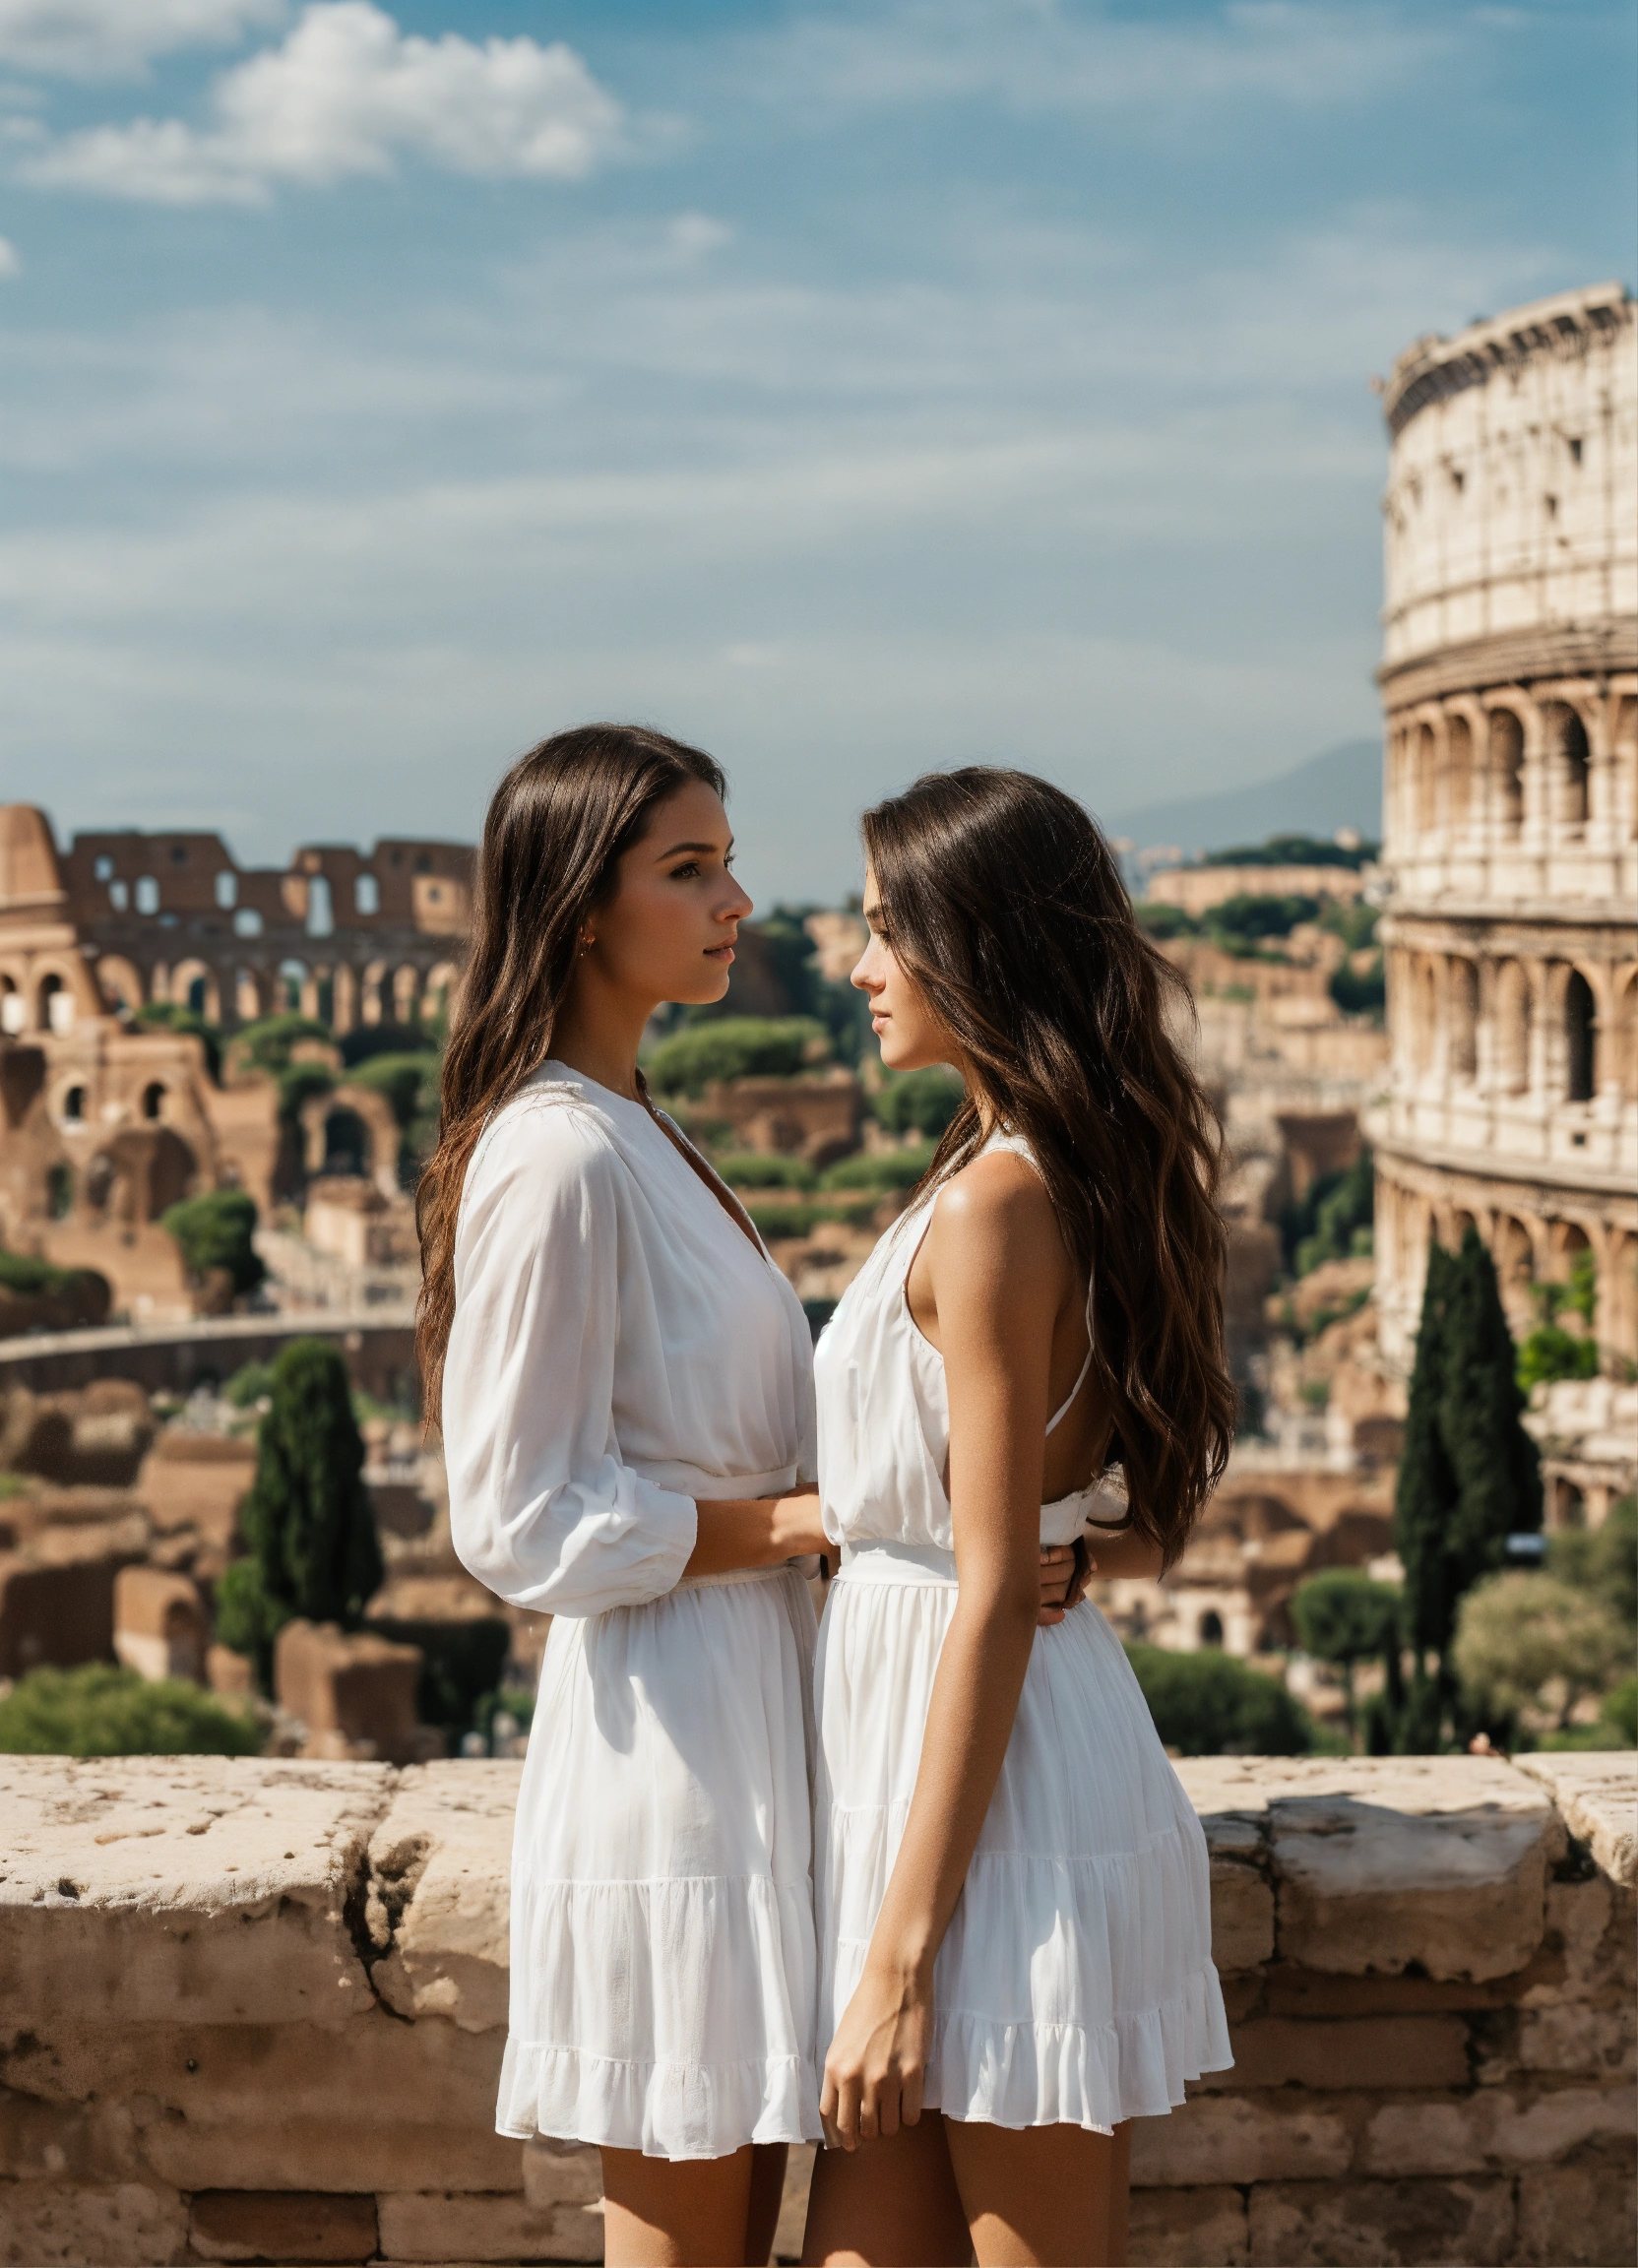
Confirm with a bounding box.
[443,1062,822,2161]
[811,1131,1231,2130]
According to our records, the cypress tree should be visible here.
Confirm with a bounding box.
[215,1338,383,1692]
[1393,1228,1541,1748]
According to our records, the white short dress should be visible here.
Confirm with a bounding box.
[443,1062,823,2161]
[811,1133,1231,2130]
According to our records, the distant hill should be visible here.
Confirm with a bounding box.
[1104,739,1382,858]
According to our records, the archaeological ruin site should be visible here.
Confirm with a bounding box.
[0,283,1634,2265]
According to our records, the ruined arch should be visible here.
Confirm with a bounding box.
[1615,971,1638,1102]
[1445,711,1474,830]
[1543,702,1592,833]
[94,955,144,1016]
[1564,969,1597,1102]
[1487,707,1526,835]
[169,958,220,1023]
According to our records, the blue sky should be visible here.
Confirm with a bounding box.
[1,1,1633,897]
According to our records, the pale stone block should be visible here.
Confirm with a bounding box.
[188,2189,378,2263]
[1517,1872,1618,2009]
[0,2088,143,2183]
[522,2138,602,2212]
[1515,2144,1638,2266]
[377,2188,598,2262]
[1261,1755,1556,1980]
[1209,1858,1274,1974]
[367,1760,521,2032]
[4,2014,525,2194]
[1128,2090,1356,2187]
[1246,2174,1514,2266]
[0,2177,189,2266]
[1361,2083,1638,2176]
[1199,2014,1469,2094]
[1515,1752,1638,1888]
[0,1754,392,2027]
[1476,2003,1637,2084]
[1128,2180,1248,2266]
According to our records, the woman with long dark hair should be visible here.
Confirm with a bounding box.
[419,725,834,2267]
[803,768,1235,2268]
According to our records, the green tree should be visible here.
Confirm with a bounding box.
[1452,1573,1629,1735]
[1290,1570,1403,1741]
[0,1664,261,1756]
[1517,1251,1602,1392]
[1124,1643,1318,1756]
[1548,1493,1638,1635]
[160,1188,266,1297]
[874,1067,964,1140]
[645,1016,831,1097]
[215,1338,383,1693]
[1395,1228,1542,1749]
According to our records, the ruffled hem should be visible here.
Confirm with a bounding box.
[923,1961,1232,2132]
[496,2038,822,2159]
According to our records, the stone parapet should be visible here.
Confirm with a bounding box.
[1,1752,1632,2265]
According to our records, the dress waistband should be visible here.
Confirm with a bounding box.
[675,1561,807,1592]
[837,1540,959,1585]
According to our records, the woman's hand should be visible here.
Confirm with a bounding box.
[820,1952,933,2150]
[1037,1542,1079,1625]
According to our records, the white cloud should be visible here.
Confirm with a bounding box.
[735,0,1452,118]
[667,211,732,260]
[0,232,18,272]
[20,0,622,202]
[0,0,284,77]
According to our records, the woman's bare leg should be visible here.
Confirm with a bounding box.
[745,2142,790,2266]
[802,2111,971,2267]
[942,2119,1118,2268]
[600,2144,756,2267]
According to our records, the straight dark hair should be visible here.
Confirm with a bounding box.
[415,724,725,1421]
[862,766,1233,1568]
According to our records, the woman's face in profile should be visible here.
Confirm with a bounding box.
[591,779,753,1009]
[851,861,952,1073]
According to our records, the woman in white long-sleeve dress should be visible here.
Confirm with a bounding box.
[418,725,835,2268]
[803,769,1236,2268]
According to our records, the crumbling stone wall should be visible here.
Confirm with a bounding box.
[1,1752,1631,2266]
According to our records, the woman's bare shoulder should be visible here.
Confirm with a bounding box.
[927,1147,1063,1270]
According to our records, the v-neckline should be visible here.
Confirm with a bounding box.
[537,1058,771,1267]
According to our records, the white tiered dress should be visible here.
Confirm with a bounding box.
[443,1062,823,2161]
[811,1133,1231,2130]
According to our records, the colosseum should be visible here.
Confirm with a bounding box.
[1372,281,1638,1374]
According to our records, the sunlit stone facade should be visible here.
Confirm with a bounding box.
[1372,284,1638,1371]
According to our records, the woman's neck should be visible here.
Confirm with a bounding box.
[548,977,657,1104]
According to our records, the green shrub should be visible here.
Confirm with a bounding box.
[1452,1572,1628,1735]
[160,1188,266,1295]
[0,1664,261,1757]
[1320,902,1380,951]
[873,1067,964,1140]
[0,1248,81,1295]
[223,1359,276,1409]
[229,1014,333,1078]
[347,1052,439,1130]
[717,1154,818,1191]
[1517,1324,1600,1395]
[1547,1494,1637,1634]
[1133,902,1200,940]
[1124,1643,1317,1755]
[1208,893,1321,944]
[1329,955,1386,1018]
[743,1199,880,1240]
[1206,834,1376,871]
[646,1017,831,1097]
[133,1002,223,1083]
[821,1146,936,1192]
[1282,1148,1374,1277]
[1291,1569,1402,1737]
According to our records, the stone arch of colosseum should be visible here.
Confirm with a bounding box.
[1372,285,1636,1373]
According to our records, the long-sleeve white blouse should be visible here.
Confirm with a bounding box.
[443,1061,817,1619]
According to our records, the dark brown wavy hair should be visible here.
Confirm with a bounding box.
[415,724,725,1421]
[862,766,1233,1568]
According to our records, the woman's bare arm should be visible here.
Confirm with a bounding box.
[1084,1524,1166,1582]
[682,1492,828,1577]
[820,1153,1070,2148]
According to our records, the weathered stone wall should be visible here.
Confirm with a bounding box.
[2,1752,1632,2266]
